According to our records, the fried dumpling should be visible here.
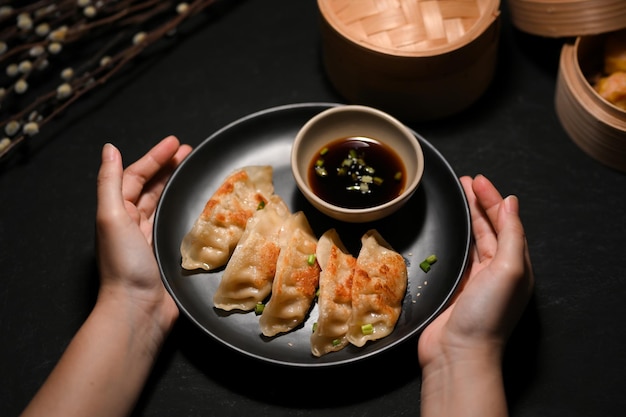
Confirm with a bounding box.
[180,166,273,271]
[347,230,407,347]
[259,212,320,337]
[311,229,356,357]
[213,195,291,311]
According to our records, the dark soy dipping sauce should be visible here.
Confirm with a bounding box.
[308,136,406,209]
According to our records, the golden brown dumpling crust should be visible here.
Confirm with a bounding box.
[311,229,356,357]
[259,212,320,337]
[200,170,264,227]
[347,230,407,347]
[180,166,273,271]
[213,195,290,311]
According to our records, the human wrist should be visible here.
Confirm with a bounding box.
[23,285,178,417]
[96,283,177,356]
[420,344,507,417]
[422,345,503,382]
[425,338,504,369]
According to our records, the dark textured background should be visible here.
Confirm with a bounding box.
[2,1,625,416]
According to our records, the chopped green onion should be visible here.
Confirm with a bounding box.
[312,322,318,333]
[361,323,374,335]
[373,176,384,186]
[349,149,357,158]
[254,302,265,315]
[420,254,438,272]
[319,147,329,156]
[257,201,266,210]
[425,254,438,264]
[315,166,328,177]
[315,158,324,167]
[307,254,317,266]
[332,338,342,347]
[394,171,402,181]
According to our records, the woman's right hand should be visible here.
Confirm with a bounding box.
[418,174,534,417]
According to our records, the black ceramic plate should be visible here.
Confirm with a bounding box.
[154,103,470,367]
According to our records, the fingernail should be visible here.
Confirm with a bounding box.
[102,143,117,161]
[504,195,519,214]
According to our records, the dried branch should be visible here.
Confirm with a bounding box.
[0,0,218,161]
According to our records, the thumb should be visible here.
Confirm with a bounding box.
[96,143,125,223]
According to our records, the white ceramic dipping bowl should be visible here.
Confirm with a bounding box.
[291,105,424,223]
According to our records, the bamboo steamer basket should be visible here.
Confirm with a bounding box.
[509,1,626,171]
[317,0,501,121]
[507,0,626,38]
[555,30,626,172]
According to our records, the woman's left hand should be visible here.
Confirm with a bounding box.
[96,135,192,336]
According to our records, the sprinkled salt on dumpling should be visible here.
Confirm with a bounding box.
[213,195,290,311]
[259,211,320,337]
[347,230,407,347]
[311,229,356,357]
[180,166,273,271]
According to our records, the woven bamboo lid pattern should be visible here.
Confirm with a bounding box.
[318,0,500,121]
[319,0,499,56]
[508,0,626,38]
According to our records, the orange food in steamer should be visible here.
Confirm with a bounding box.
[594,30,626,111]
[595,72,626,111]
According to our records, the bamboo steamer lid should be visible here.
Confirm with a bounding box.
[555,31,626,172]
[318,0,501,121]
[508,0,626,38]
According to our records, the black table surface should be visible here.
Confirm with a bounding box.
[2,1,625,416]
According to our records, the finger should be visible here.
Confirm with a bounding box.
[147,142,192,197]
[122,136,182,204]
[96,143,125,226]
[472,174,505,232]
[135,142,193,219]
[475,178,532,292]
[491,196,530,290]
[174,142,193,164]
[500,195,535,291]
[459,176,475,204]
[460,176,481,225]
[462,175,498,263]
